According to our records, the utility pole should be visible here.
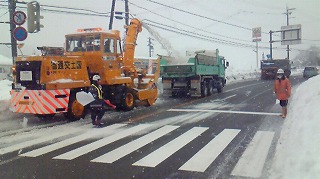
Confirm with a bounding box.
[8,0,17,64]
[269,31,273,59]
[284,6,295,60]
[124,0,129,26]
[109,0,129,29]
[255,40,258,68]
[108,0,116,30]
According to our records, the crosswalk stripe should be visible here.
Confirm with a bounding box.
[168,109,281,116]
[231,131,275,178]
[53,124,151,160]
[179,129,241,172]
[20,124,127,157]
[91,125,179,164]
[132,127,208,167]
[0,127,82,155]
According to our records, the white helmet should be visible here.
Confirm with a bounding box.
[92,75,101,81]
[277,69,284,74]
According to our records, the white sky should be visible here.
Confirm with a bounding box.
[1,72,320,177]
[0,0,319,70]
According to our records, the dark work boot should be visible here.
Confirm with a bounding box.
[95,120,103,127]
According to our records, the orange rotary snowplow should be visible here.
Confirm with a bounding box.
[10,18,160,121]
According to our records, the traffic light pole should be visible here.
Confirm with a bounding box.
[8,0,17,64]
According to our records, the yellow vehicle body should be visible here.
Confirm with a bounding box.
[10,18,160,121]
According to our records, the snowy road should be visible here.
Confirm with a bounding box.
[1,75,317,178]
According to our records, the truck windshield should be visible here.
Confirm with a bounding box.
[66,35,101,52]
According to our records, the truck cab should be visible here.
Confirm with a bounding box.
[64,29,131,85]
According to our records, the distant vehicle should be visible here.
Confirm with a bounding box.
[160,49,229,97]
[260,59,291,80]
[303,66,319,78]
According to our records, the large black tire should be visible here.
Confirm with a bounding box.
[201,81,208,97]
[217,80,223,93]
[121,89,135,111]
[207,80,213,96]
[64,91,86,121]
[172,91,178,97]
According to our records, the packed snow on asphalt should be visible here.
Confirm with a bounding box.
[0,72,319,178]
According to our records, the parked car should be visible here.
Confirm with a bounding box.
[303,66,319,78]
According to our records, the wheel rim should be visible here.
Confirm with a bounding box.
[126,93,134,107]
[71,100,84,117]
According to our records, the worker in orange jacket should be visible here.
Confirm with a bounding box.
[274,69,291,118]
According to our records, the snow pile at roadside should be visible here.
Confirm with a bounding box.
[226,69,260,83]
[0,79,12,101]
[269,75,320,178]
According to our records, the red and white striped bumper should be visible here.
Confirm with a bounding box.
[10,89,70,114]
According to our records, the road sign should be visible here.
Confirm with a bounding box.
[281,24,302,45]
[13,27,28,41]
[252,27,261,38]
[13,11,26,25]
[252,38,261,42]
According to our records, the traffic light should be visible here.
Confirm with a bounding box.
[27,2,43,33]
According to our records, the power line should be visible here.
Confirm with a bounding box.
[144,19,253,48]
[0,10,8,18]
[145,0,254,32]
[145,20,314,53]
[144,0,320,43]
[144,21,268,49]
[0,4,110,17]
[130,2,256,44]
[41,5,110,16]
[132,2,318,49]
[1,1,316,53]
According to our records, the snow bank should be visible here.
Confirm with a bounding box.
[0,79,12,101]
[269,75,320,178]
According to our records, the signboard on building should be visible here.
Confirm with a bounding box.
[252,27,261,42]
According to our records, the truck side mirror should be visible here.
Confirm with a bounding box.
[226,61,229,67]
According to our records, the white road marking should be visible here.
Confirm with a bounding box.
[179,129,240,172]
[231,131,275,178]
[132,127,208,167]
[53,124,151,160]
[0,127,82,155]
[20,124,127,157]
[225,83,260,93]
[222,94,237,100]
[91,125,179,163]
[168,108,281,116]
